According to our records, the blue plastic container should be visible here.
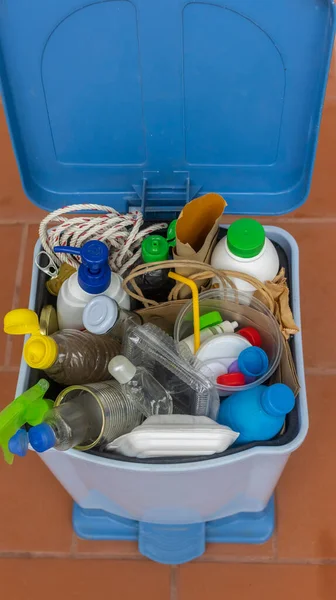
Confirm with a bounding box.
[218,383,296,444]
[0,0,334,564]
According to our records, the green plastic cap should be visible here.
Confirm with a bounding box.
[167,219,177,248]
[227,219,266,259]
[199,311,223,330]
[141,235,169,263]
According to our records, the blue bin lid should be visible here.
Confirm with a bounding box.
[0,0,334,216]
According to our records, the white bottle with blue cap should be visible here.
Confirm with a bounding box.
[55,241,130,330]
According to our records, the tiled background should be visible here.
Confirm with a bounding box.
[0,49,335,600]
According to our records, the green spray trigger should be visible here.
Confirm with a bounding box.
[0,379,53,464]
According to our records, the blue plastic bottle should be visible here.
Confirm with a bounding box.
[217,383,295,444]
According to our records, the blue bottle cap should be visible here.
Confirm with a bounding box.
[261,384,295,417]
[54,240,111,294]
[29,423,56,453]
[83,295,119,334]
[8,429,29,457]
[237,347,269,378]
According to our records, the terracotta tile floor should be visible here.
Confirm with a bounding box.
[0,54,335,600]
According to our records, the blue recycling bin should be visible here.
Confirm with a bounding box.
[0,0,334,564]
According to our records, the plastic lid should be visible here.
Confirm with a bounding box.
[29,423,57,452]
[217,372,246,386]
[261,384,295,417]
[108,355,137,384]
[238,347,269,377]
[238,327,262,347]
[54,240,111,294]
[8,429,29,457]
[166,220,177,248]
[23,335,58,370]
[228,359,239,373]
[4,309,40,336]
[83,296,118,334]
[227,219,266,258]
[199,311,223,330]
[141,235,169,262]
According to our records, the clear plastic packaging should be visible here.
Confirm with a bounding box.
[29,380,142,451]
[174,289,282,396]
[122,323,220,419]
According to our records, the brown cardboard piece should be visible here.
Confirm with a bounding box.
[173,193,226,297]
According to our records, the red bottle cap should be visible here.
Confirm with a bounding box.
[238,327,262,347]
[216,372,246,386]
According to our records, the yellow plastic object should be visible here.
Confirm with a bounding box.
[46,263,76,296]
[24,335,58,370]
[4,308,58,370]
[0,379,53,464]
[168,272,200,353]
[4,308,40,336]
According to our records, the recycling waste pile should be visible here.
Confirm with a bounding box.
[0,194,300,464]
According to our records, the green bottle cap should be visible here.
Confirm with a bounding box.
[227,219,266,259]
[141,235,169,263]
[199,311,223,330]
[167,219,177,248]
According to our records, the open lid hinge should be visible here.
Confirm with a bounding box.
[128,171,202,218]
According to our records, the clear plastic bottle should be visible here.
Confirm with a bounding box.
[28,380,142,452]
[83,296,143,341]
[83,295,174,339]
[23,329,121,385]
[108,355,173,418]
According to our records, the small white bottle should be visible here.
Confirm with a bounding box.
[180,320,239,354]
[211,219,279,296]
[55,241,130,330]
[108,355,173,418]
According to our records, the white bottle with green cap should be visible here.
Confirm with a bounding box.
[210,219,279,295]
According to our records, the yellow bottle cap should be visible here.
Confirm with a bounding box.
[4,309,40,336]
[23,335,58,370]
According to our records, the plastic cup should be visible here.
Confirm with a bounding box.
[174,289,282,396]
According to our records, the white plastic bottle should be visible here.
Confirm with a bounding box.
[180,320,239,354]
[54,241,130,330]
[211,219,279,296]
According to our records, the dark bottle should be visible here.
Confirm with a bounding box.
[133,235,174,302]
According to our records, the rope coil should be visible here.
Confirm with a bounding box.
[39,204,167,275]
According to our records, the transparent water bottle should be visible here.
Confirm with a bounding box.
[28,380,142,452]
[23,329,121,386]
[108,355,173,418]
[83,295,143,341]
[83,295,174,340]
